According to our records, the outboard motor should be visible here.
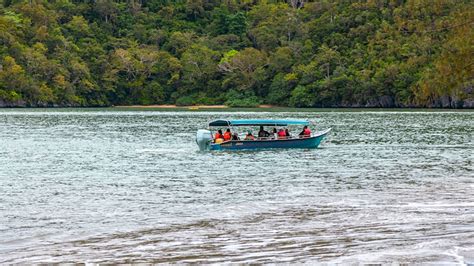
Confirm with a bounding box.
[196,129,213,151]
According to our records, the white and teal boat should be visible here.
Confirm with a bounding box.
[196,119,331,151]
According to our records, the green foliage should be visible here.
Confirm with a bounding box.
[175,95,195,106]
[0,0,472,107]
[219,47,267,92]
[289,85,314,107]
[3,10,22,25]
[266,73,293,105]
[0,89,22,102]
[225,89,259,107]
[210,8,247,36]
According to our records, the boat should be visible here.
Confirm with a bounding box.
[196,119,331,151]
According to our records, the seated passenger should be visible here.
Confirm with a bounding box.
[223,128,232,141]
[277,128,286,139]
[244,131,255,140]
[232,132,240,140]
[299,126,311,137]
[285,128,291,137]
[272,128,278,139]
[214,129,224,142]
[258,126,270,138]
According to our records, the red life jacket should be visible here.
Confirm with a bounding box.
[304,128,311,136]
[245,134,255,140]
[278,130,286,137]
[215,133,223,139]
[223,131,232,141]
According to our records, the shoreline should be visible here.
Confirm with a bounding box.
[111,105,474,110]
[114,104,275,109]
[0,105,473,110]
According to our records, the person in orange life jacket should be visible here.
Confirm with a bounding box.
[223,128,232,141]
[214,129,224,140]
[277,128,286,139]
[244,131,255,140]
[299,125,311,137]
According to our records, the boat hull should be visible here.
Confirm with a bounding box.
[210,128,331,151]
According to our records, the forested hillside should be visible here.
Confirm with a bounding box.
[0,0,472,108]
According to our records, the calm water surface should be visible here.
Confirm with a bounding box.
[0,109,473,263]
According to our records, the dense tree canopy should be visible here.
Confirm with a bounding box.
[0,0,472,107]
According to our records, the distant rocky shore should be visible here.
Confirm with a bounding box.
[333,96,474,109]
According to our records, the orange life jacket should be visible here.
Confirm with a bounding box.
[223,131,232,141]
[215,133,223,139]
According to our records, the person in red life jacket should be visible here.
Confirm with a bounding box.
[223,128,232,141]
[277,128,286,139]
[244,131,255,140]
[299,126,311,137]
[214,129,224,140]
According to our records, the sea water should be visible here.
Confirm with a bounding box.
[0,109,473,263]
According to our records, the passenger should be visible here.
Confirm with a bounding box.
[214,129,224,140]
[223,128,232,141]
[299,126,311,137]
[285,128,291,137]
[277,128,286,139]
[244,131,255,140]
[258,126,270,138]
[272,128,278,139]
[232,132,240,140]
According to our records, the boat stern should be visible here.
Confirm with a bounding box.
[196,129,213,151]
